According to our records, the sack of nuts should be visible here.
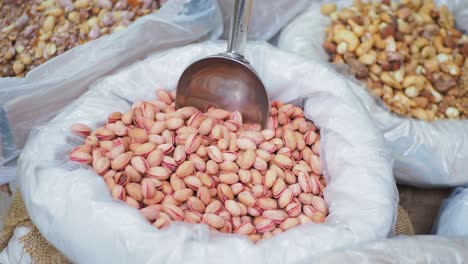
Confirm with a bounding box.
[15,42,397,263]
[278,0,468,187]
[0,0,223,168]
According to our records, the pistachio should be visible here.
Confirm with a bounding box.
[225,200,242,217]
[203,213,226,229]
[234,222,255,235]
[125,183,143,201]
[206,145,223,163]
[184,134,202,154]
[69,151,92,164]
[218,173,239,184]
[286,202,302,217]
[162,203,184,221]
[70,124,92,137]
[141,178,156,199]
[146,166,170,180]
[173,188,193,202]
[175,161,194,178]
[236,150,256,170]
[205,200,223,214]
[184,210,203,224]
[255,218,276,233]
[258,198,278,210]
[263,210,288,223]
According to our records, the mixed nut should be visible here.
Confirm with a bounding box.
[69,89,328,242]
[322,0,468,120]
[0,0,164,77]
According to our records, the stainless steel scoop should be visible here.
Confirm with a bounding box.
[175,0,269,127]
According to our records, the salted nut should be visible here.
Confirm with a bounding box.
[322,0,467,120]
[0,0,163,77]
[69,88,328,242]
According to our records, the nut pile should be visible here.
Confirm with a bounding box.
[69,89,328,242]
[0,0,164,77]
[321,0,468,120]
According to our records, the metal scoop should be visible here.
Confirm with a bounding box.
[175,0,269,127]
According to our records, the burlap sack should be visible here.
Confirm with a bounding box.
[395,206,415,236]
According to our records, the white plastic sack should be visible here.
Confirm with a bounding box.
[278,0,468,187]
[0,0,222,169]
[300,236,468,264]
[0,226,33,264]
[433,187,468,236]
[217,0,310,41]
[17,41,397,263]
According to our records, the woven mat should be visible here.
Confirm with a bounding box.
[1,192,414,263]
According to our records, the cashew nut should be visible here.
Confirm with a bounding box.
[355,39,374,56]
[403,75,425,90]
[347,19,365,37]
[333,29,360,52]
[433,36,452,54]
[420,46,436,58]
[381,72,402,89]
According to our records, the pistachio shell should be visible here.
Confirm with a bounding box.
[255,218,276,233]
[70,123,91,137]
[279,217,300,231]
[125,183,143,201]
[236,138,257,150]
[141,178,156,199]
[217,183,234,202]
[205,200,223,214]
[162,203,184,221]
[218,173,239,184]
[187,197,206,213]
[111,153,132,170]
[238,191,258,207]
[203,213,226,229]
[286,202,302,217]
[175,161,194,178]
[146,166,171,180]
[234,222,255,235]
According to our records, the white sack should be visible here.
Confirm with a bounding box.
[217,0,310,41]
[0,0,222,169]
[0,227,32,264]
[277,0,468,188]
[300,235,468,264]
[433,187,468,236]
[17,41,397,263]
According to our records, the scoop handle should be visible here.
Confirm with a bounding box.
[227,0,253,56]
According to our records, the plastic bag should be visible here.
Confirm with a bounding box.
[17,41,397,263]
[433,187,468,236]
[277,0,468,188]
[299,236,468,264]
[0,0,223,168]
[217,0,310,41]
